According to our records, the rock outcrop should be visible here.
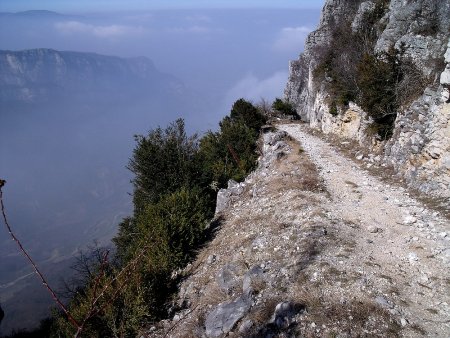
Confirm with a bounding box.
[285,0,450,198]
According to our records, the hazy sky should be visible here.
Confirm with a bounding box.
[0,0,323,12]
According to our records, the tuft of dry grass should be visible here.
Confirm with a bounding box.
[197,281,228,308]
[291,286,402,337]
[248,297,282,326]
[409,323,427,336]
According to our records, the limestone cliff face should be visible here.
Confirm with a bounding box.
[285,0,450,198]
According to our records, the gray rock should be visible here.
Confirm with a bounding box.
[243,265,265,296]
[375,296,394,309]
[215,180,245,214]
[403,215,417,225]
[441,88,450,103]
[207,255,217,264]
[264,130,288,146]
[217,263,244,294]
[440,39,450,85]
[215,188,230,215]
[352,2,376,32]
[408,252,419,262]
[227,179,244,195]
[269,301,298,329]
[205,295,252,337]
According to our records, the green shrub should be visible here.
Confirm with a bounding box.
[230,98,266,132]
[272,98,299,119]
[118,187,211,267]
[312,22,359,109]
[198,117,259,187]
[356,51,398,122]
[52,263,152,338]
[127,118,200,212]
[329,101,338,116]
[197,99,263,188]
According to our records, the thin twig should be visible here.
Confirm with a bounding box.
[74,245,150,337]
[0,181,81,329]
[75,250,110,337]
[163,304,199,338]
[227,144,240,166]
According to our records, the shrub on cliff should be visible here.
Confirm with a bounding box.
[198,117,261,187]
[230,98,266,133]
[115,187,211,267]
[312,22,359,109]
[272,98,299,119]
[127,118,201,213]
[356,52,398,120]
[197,99,264,187]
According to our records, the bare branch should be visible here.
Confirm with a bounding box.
[0,181,81,330]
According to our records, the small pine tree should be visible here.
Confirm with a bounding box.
[230,98,266,132]
[272,98,299,119]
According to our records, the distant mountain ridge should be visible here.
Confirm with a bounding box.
[0,10,65,16]
[0,48,184,104]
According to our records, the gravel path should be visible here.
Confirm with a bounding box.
[278,123,450,337]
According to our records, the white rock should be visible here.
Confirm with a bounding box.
[355,152,364,160]
[367,225,379,233]
[207,255,217,264]
[408,252,419,262]
[403,215,417,225]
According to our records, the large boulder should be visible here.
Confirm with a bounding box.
[205,295,252,337]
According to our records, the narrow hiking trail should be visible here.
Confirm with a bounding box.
[149,124,449,337]
[278,123,450,336]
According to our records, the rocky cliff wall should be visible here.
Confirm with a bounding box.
[285,0,450,198]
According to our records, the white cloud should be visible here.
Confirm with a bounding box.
[273,26,311,53]
[124,13,154,22]
[167,25,210,34]
[55,21,144,38]
[224,71,288,107]
[185,14,212,23]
